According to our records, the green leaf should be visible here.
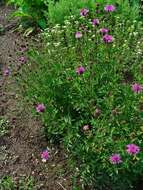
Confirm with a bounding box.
[37,19,47,29]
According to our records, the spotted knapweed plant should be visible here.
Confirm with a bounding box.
[21,2,143,190]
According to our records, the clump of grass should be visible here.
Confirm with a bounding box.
[0,176,35,190]
[0,118,9,137]
[0,176,15,190]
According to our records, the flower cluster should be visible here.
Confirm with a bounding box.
[132,83,142,93]
[104,5,116,12]
[80,8,89,17]
[110,154,122,164]
[18,56,27,64]
[41,149,49,162]
[110,144,140,164]
[26,2,143,189]
[76,6,115,43]
[76,66,85,75]
[36,104,45,113]
[3,68,10,76]
[75,31,82,39]
[103,34,113,43]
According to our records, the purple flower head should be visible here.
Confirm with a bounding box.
[19,45,27,52]
[83,125,90,131]
[80,8,89,17]
[3,68,10,76]
[75,31,82,39]
[76,66,85,75]
[103,34,113,43]
[36,103,45,113]
[104,5,116,12]
[92,19,99,26]
[110,154,122,164]
[41,150,49,162]
[132,83,142,93]
[18,56,27,64]
[99,28,109,34]
[95,108,101,117]
[126,144,140,155]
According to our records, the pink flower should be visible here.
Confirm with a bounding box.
[132,83,142,93]
[103,34,113,43]
[76,66,85,75]
[75,32,82,39]
[126,144,140,155]
[3,68,10,76]
[19,45,27,52]
[92,19,99,26]
[110,154,122,164]
[95,108,101,117]
[18,56,27,64]
[80,8,89,17]
[41,150,49,162]
[83,125,90,131]
[36,103,45,113]
[104,5,116,12]
[99,28,109,34]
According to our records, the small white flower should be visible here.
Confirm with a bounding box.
[133,32,138,36]
[54,42,61,47]
[75,21,79,25]
[46,42,50,46]
[42,159,47,163]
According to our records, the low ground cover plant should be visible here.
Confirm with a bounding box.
[0,176,34,190]
[20,1,143,190]
[0,118,9,137]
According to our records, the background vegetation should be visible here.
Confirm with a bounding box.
[7,0,141,28]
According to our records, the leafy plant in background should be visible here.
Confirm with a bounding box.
[7,0,49,29]
[7,0,141,28]
[47,0,140,24]
[20,1,143,190]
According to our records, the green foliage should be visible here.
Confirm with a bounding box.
[21,2,143,190]
[47,0,96,24]
[8,0,49,29]
[0,176,35,190]
[0,176,15,190]
[8,0,141,28]
[47,0,140,24]
[0,118,9,137]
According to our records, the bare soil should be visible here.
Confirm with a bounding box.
[0,5,72,190]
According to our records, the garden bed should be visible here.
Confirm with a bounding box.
[1,1,143,190]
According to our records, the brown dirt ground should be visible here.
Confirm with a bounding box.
[0,5,72,190]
